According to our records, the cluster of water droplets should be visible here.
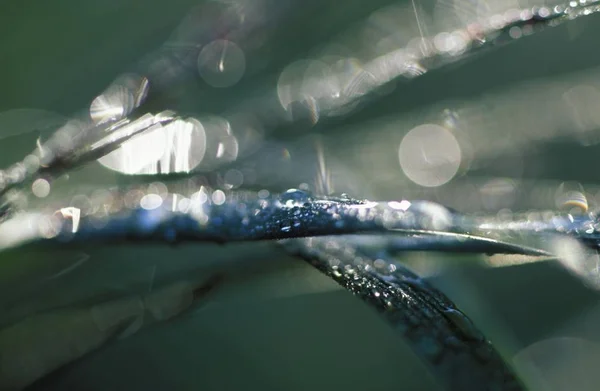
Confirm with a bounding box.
[3,180,600,256]
[282,234,523,389]
[274,0,600,128]
[4,2,600,389]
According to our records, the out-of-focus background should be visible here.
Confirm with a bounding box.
[2,0,600,390]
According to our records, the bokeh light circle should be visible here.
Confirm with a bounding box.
[197,39,246,88]
[398,124,461,187]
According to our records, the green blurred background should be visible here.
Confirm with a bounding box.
[2,1,600,390]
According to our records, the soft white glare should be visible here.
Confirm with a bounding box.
[399,124,461,187]
[177,197,191,213]
[31,178,50,198]
[339,67,600,182]
[562,85,600,145]
[348,201,379,209]
[555,182,589,213]
[97,117,207,175]
[90,85,134,124]
[552,236,600,289]
[212,190,226,205]
[89,74,149,124]
[197,116,239,169]
[197,39,246,88]
[388,200,412,210]
[277,60,319,120]
[0,213,48,249]
[480,178,517,210]
[277,58,373,122]
[140,194,164,210]
[191,189,209,205]
[58,207,81,233]
[410,201,454,230]
[97,124,167,174]
[156,118,207,173]
[224,169,244,188]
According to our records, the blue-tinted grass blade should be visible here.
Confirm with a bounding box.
[0,187,594,260]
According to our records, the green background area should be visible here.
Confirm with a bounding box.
[2,1,600,390]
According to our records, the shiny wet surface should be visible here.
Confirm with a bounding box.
[4,0,600,390]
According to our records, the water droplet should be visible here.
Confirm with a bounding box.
[373,259,387,269]
[409,201,454,231]
[279,189,312,207]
